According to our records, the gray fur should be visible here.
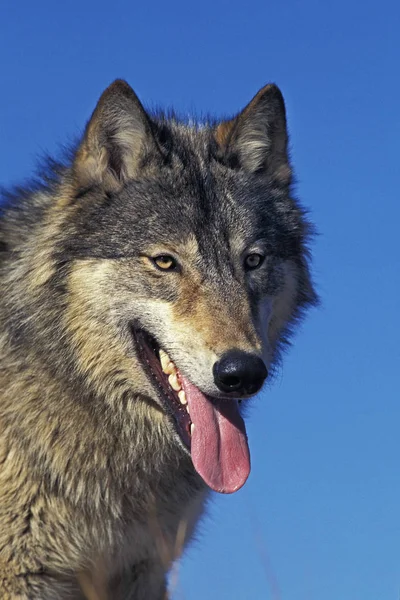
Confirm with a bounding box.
[0,80,317,598]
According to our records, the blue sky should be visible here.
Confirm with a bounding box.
[1,1,399,598]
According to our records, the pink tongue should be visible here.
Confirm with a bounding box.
[180,375,250,494]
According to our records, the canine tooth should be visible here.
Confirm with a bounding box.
[190,424,194,436]
[168,373,181,392]
[178,390,187,405]
[165,362,176,375]
[159,349,170,371]
[160,350,176,375]
[159,351,176,375]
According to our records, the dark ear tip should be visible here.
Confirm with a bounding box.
[108,79,133,91]
[258,83,286,111]
[99,79,137,102]
[263,82,283,95]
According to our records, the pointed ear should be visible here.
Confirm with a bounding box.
[215,84,291,185]
[73,80,160,189]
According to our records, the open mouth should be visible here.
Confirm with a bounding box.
[133,328,192,449]
[132,327,251,494]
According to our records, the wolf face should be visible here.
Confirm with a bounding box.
[40,80,316,495]
[1,80,316,499]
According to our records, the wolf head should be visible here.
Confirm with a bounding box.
[6,81,316,494]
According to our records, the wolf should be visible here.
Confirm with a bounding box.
[0,79,317,599]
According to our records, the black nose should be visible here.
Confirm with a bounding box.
[213,351,268,396]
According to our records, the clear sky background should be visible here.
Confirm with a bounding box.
[1,1,399,599]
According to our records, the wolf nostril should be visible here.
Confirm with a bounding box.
[221,375,242,389]
[213,351,268,396]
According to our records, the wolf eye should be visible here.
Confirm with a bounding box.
[152,255,178,271]
[244,253,264,270]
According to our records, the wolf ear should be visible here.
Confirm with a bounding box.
[73,80,160,189]
[215,84,291,185]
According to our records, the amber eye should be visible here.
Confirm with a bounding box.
[152,255,178,271]
[244,253,264,270]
